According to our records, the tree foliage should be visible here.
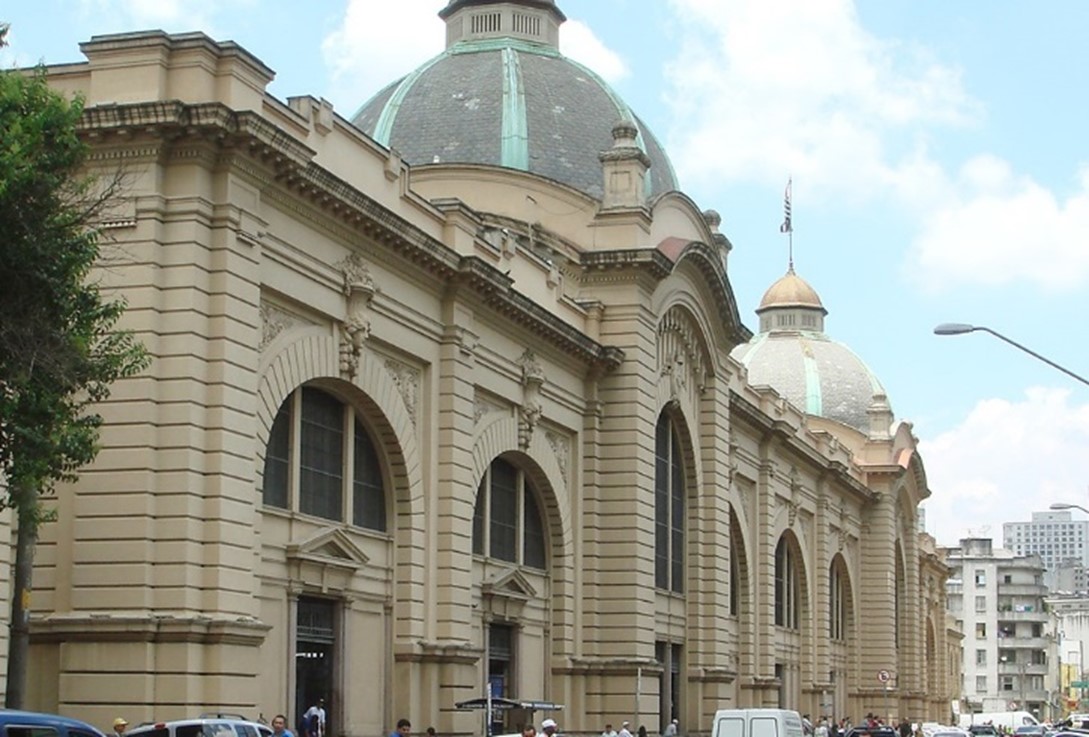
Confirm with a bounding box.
[0,67,149,515]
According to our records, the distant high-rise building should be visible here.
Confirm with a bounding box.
[943,538,1058,719]
[1003,510,1089,573]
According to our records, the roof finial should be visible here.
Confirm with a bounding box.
[779,177,793,272]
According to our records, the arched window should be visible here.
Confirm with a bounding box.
[829,558,847,640]
[775,537,799,629]
[472,457,546,570]
[655,413,685,594]
[262,386,387,531]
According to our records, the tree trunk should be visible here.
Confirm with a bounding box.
[6,483,39,709]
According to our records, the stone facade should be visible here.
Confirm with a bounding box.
[23,26,953,736]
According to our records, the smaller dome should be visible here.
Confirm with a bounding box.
[757,268,825,313]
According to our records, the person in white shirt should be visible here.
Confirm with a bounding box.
[602,724,618,737]
[303,699,326,737]
[618,722,634,737]
[663,720,678,737]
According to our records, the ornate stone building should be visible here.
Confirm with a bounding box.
[26,0,954,733]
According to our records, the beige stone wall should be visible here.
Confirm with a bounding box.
[21,30,954,736]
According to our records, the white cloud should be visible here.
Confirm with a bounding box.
[561,19,629,83]
[660,0,978,200]
[76,0,245,33]
[920,388,1089,547]
[321,0,446,111]
[906,157,1089,291]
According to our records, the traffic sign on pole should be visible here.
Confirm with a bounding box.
[877,670,891,683]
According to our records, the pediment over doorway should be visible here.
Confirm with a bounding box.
[481,568,537,620]
[286,527,369,593]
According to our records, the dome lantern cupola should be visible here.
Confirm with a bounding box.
[755,266,827,333]
[440,0,566,49]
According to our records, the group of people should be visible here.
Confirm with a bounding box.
[800,712,901,737]
[600,718,680,737]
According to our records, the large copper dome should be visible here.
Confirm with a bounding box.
[351,0,678,201]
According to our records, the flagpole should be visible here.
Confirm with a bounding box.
[780,177,793,270]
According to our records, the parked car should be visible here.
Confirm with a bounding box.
[845,727,898,737]
[967,727,998,737]
[127,718,271,737]
[0,709,107,737]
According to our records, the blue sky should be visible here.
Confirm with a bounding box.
[3,0,1088,548]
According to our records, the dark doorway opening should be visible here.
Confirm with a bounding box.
[296,597,336,737]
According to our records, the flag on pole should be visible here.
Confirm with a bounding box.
[779,178,793,234]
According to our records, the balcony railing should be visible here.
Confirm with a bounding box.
[997,610,1049,623]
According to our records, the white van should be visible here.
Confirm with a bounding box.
[712,709,806,737]
[957,712,1038,731]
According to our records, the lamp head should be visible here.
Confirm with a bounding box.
[934,323,977,336]
[1050,503,1075,511]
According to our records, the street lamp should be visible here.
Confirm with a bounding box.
[933,323,1089,387]
[1050,502,1089,515]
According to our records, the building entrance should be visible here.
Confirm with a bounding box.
[296,597,336,737]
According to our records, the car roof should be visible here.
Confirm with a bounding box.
[0,709,107,736]
[129,720,269,731]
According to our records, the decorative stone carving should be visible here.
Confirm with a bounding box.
[658,307,710,403]
[385,358,420,427]
[337,253,378,379]
[474,393,508,425]
[545,430,570,481]
[260,301,306,350]
[518,349,545,450]
[787,466,802,528]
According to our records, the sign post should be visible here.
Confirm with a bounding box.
[878,670,891,723]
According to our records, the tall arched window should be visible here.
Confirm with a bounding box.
[729,506,746,618]
[472,457,546,570]
[655,413,685,594]
[262,386,387,531]
[829,558,847,640]
[775,537,799,629]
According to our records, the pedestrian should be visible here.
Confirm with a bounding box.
[542,719,559,737]
[271,715,293,737]
[112,719,128,737]
[304,699,326,737]
[390,719,412,737]
[898,718,911,737]
[638,727,648,737]
[602,725,618,737]
[618,722,634,737]
[426,729,436,737]
[523,726,537,737]
[814,718,828,737]
[663,721,678,737]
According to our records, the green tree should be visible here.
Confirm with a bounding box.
[0,66,149,707]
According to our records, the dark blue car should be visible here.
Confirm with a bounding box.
[0,710,107,737]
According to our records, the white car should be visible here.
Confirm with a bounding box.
[127,718,273,737]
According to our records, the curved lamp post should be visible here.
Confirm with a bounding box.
[1050,502,1089,515]
[934,323,1089,388]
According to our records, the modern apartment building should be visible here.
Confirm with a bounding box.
[945,538,1058,720]
[1004,511,1089,572]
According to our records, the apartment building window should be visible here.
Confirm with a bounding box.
[976,623,987,639]
[976,649,987,665]
[976,675,987,692]
[975,596,986,612]
[975,570,987,587]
